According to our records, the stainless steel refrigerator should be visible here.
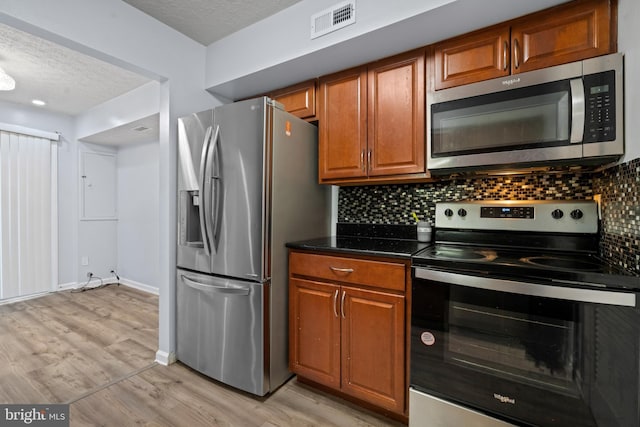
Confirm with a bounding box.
[176,97,329,396]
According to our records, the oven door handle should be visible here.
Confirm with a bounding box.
[414,268,636,307]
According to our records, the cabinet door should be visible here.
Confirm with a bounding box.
[289,278,341,388]
[511,0,614,74]
[433,26,511,90]
[318,67,368,181]
[340,286,405,414]
[271,80,317,120]
[368,49,425,176]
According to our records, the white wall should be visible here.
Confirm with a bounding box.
[117,141,160,291]
[0,0,219,362]
[0,100,78,286]
[76,81,161,140]
[77,142,118,282]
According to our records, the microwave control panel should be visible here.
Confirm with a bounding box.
[584,70,616,143]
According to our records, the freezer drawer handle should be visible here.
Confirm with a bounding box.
[182,275,250,295]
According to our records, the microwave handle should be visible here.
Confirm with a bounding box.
[570,78,585,143]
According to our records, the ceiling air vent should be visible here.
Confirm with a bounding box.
[310,1,356,39]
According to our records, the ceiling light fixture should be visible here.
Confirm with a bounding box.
[32,99,46,106]
[0,67,16,91]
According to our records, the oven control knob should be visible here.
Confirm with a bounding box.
[570,209,584,220]
[444,208,454,217]
[457,208,467,217]
[551,209,564,219]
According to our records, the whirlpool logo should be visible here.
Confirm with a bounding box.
[493,393,516,405]
[501,77,521,87]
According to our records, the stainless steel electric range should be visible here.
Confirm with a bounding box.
[410,200,640,427]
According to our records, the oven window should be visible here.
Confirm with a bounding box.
[431,80,571,157]
[411,275,640,427]
[446,287,578,396]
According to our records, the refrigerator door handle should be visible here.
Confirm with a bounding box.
[181,275,250,296]
[199,126,213,255]
[208,125,221,248]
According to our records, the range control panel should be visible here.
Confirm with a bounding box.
[480,206,534,219]
[436,200,598,234]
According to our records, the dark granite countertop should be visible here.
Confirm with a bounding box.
[286,223,431,259]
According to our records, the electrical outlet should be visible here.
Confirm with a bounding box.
[81,256,89,266]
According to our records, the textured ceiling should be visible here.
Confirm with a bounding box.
[0,23,151,117]
[0,1,305,118]
[122,0,303,45]
[0,1,303,144]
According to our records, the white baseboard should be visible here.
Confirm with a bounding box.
[155,350,176,366]
[58,281,78,291]
[58,277,158,295]
[0,291,50,306]
[119,278,159,295]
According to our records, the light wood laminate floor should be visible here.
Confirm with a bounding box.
[0,286,404,426]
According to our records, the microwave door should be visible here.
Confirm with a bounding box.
[429,79,581,171]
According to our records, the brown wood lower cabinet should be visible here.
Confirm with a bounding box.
[288,250,407,418]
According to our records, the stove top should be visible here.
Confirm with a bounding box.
[412,200,640,291]
[413,243,639,289]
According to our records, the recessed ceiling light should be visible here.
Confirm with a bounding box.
[32,99,46,106]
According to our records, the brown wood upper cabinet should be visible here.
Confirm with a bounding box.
[270,79,317,121]
[318,49,426,184]
[433,0,616,90]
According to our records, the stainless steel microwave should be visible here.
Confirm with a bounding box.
[427,53,624,174]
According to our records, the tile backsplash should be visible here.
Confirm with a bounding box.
[338,158,640,276]
[594,158,640,274]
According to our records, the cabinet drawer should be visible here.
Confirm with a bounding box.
[289,252,405,292]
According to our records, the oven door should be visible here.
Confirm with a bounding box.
[410,267,640,427]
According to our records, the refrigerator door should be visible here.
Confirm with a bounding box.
[177,110,214,273]
[176,268,266,395]
[210,97,268,281]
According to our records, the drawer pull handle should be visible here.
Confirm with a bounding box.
[330,266,354,274]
